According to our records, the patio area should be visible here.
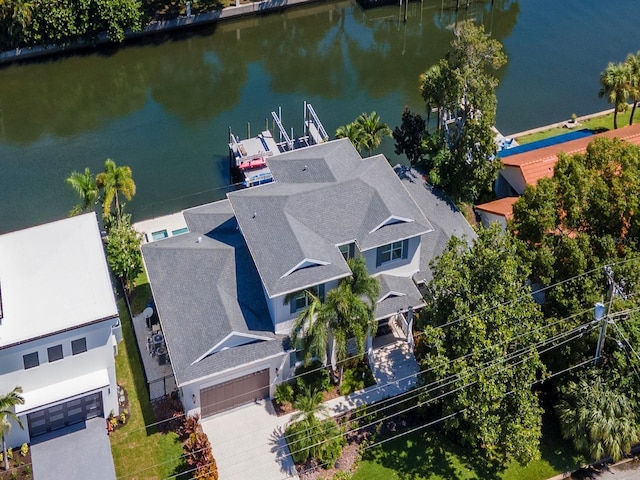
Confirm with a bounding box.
[131,308,177,399]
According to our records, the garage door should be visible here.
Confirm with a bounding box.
[27,392,103,437]
[200,369,269,418]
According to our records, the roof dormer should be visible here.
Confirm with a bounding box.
[369,215,414,234]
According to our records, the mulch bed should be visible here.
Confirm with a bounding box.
[0,448,33,480]
[151,391,184,433]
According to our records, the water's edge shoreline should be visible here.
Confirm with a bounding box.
[0,0,327,64]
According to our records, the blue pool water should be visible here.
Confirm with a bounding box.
[499,129,595,158]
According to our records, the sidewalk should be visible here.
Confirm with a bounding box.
[201,339,419,480]
[546,457,640,480]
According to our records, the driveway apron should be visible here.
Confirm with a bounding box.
[201,401,298,480]
[31,417,115,480]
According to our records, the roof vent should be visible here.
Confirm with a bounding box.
[303,165,308,171]
[252,212,257,218]
[197,236,202,243]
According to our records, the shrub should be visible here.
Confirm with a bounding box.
[274,382,294,405]
[20,443,29,457]
[285,417,345,468]
[334,471,353,480]
[178,413,201,440]
[295,360,331,396]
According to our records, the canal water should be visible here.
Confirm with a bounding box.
[0,0,637,234]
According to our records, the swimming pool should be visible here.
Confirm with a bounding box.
[499,129,594,158]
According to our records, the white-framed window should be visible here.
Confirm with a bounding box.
[338,243,355,260]
[289,285,325,314]
[376,239,409,267]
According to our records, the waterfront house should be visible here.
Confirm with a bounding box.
[140,139,474,418]
[0,213,121,447]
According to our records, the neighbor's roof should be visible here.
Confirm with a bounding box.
[501,123,640,187]
[142,219,289,386]
[475,197,519,219]
[0,213,117,349]
[227,139,434,298]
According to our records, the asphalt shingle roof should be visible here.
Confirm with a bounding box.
[228,139,434,298]
[374,274,425,320]
[142,230,289,386]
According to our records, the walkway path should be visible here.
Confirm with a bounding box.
[201,339,419,480]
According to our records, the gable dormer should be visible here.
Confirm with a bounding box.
[280,258,330,279]
[191,332,272,365]
[377,290,407,303]
[369,215,414,234]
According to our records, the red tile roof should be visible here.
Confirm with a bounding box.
[475,197,519,219]
[502,123,640,187]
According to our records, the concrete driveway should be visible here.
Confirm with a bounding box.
[31,417,115,480]
[201,401,298,480]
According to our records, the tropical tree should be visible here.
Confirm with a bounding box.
[353,111,391,156]
[393,107,427,166]
[556,378,638,462]
[418,22,506,202]
[0,386,25,471]
[95,158,136,226]
[599,61,632,130]
[335,112,391,156]
[415,225,546,464]
[104,213,143,293]
[624,51,640,125]
[290,290,330,366]
[345,256,380,310]
[284,387,344,467]
[66,167,99,216]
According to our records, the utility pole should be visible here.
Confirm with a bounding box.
[594,266,626,365]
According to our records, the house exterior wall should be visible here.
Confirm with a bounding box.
[180,351,289,418]
[267,279,339,334]
[362,236,421,277]
[499,166,527,195]
[478,211,508,230]
[0,318,120,448]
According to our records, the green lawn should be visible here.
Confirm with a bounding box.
[110,296,184,479]
[516,110,635,144]
[353,417,583,480]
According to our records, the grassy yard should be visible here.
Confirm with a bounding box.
[516,110,635,144]
[110,294,184,479]
[353,417,583,480]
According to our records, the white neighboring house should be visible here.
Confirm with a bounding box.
[0,213,121,448]
[139,139,476,420]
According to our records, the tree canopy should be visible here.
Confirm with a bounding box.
[0,386,24,471]
[335,112,391,156]
[415,22,506,202]
[415,225,545,464]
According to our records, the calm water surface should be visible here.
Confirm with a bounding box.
[0,0,637,233]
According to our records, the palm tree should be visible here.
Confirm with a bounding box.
[95,158,136,226]
[66,167,99,216]
[624,51,640,125]
[0,386,25,471]
[599,62,632,130]
[555,378,638,462]
[354,111,392,156]
[324,281,373,384]
[289,290,330,366]
[335,122,362,152]
[346,256,380,310]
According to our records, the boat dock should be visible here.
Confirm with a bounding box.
[229,102,329,187]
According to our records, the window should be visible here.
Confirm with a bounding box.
[72,338,87,355]
[289,285,325,314]
[23,352,39,369]
[376,239,409,267]
[338,243,355,260]
[171,227,189,236]
[48,345,63,362]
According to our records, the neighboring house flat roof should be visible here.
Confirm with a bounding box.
[394,166,477,284]
[142,214,289,386]
[228,139,434,298]
[475,197,519,219]
[501,123,640,187]
[0,213,118,349]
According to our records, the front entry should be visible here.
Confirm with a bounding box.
[27,392,104,437]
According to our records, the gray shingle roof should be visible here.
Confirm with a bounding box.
[228,139,434,298]
[374,274,425,320]
[393,166,477,284]
[142,230,289,386]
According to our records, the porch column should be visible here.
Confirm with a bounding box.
[407,307,415,353]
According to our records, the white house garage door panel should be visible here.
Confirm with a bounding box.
[27,392,104,437]
[200,369,269,418]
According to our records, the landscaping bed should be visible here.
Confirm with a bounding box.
[0,445,33,480]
